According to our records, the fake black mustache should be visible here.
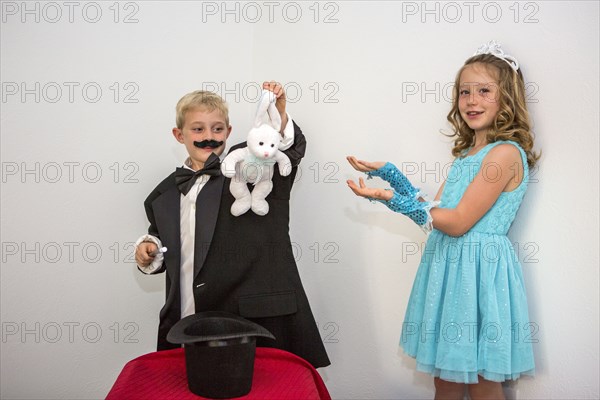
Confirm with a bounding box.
[193,140,224,148]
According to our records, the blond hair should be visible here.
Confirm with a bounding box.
[446,54,540,168]
[175,90,229,129]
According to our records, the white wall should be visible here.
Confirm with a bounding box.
[1,1,598,399]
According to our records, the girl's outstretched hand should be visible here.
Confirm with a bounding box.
[347,177,393,201]
[346,156,385,172]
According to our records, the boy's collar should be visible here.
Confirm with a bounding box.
[183,154,224,171]
[183,157,194,171]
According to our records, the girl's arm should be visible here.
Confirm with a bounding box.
[430,144,523,237]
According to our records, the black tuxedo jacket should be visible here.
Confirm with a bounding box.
[142,122,330,368]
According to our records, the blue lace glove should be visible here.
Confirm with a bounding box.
[366,162,419,198]
[366,163,438,231]
[378,190,436,229]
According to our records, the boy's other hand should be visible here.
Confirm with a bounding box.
[136,242,158,267]
[346,156,386,172]
[263,81,288,132]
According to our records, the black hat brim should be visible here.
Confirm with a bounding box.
[167,311,275,345]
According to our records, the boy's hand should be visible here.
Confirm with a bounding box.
[135,241,158,268]
[263,81,288,132]
[346,156,386,172]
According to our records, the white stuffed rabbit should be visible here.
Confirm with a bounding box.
[221,90,292,216]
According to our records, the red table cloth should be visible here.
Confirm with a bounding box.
[106,347,331,399]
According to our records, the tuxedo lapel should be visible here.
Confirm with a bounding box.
[194,174,225,278]
[152,183,182,281]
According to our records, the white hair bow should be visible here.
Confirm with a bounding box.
[474,40,519,71]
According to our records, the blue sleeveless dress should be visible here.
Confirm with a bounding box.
[400,140,535,383]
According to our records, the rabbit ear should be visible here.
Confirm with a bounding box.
[253,90,272,128]
[266,95,282,132]
[254,90,281,131]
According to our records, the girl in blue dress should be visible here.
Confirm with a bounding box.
[347,41,539,399]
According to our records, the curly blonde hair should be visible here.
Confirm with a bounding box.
[446,54,540,168]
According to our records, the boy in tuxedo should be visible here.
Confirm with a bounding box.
[134,81,330,368]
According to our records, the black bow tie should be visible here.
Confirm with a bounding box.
[175,153,221,195]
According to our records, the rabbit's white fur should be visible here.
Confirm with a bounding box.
[221,90,291,216]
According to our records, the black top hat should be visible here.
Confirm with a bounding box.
[167,311,275,398]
